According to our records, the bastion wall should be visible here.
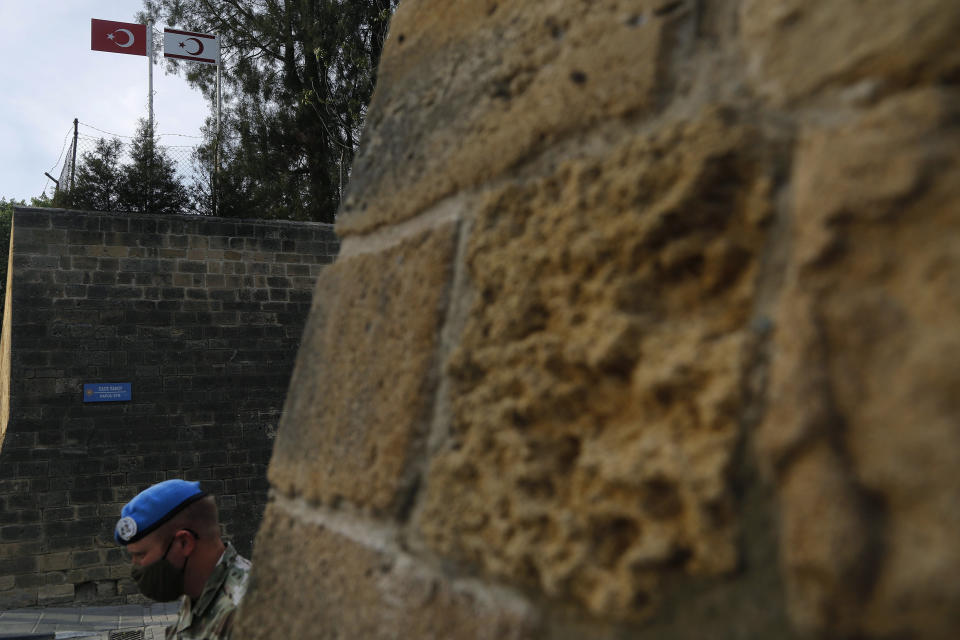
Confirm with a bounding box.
[0,208,338,607]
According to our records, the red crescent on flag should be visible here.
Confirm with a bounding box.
[184,37,204,56]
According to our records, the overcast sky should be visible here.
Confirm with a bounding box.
[0,1,210,202]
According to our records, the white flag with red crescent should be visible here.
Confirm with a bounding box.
[163,28,219,65]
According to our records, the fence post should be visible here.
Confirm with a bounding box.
[69,118,79,204]
[44,173,60,198]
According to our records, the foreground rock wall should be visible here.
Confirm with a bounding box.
[237,1,960,638]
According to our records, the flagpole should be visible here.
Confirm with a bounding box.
[215,40,221,217]
[216,53,221,136]
[148,21,154,135]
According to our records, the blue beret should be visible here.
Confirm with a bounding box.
[115,480,207,545]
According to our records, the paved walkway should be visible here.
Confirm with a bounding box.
[0,604,178,640]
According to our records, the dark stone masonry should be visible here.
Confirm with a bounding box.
[0,207,338,607]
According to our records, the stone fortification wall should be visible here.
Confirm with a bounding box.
[235,1,960,639]
[0,208,337,607]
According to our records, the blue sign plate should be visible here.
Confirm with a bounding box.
[83,382,132,403]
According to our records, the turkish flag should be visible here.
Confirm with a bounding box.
[91,19,147,56]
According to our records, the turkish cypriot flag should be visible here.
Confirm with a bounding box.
[163,28,219,65]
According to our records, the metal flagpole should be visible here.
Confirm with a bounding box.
[148,22,154,135]
[216,53,221,136]
[215,43,221,217]
[147,22,155,212]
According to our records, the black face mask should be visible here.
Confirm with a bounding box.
[130,533,193,602]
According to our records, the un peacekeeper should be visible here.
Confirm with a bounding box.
[114,479,252,640]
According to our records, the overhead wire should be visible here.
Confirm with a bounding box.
[79,121,203,141]
[45,127,74,174]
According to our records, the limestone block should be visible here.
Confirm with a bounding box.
[740,0,960,105]
[0,588,36,609]
[234,503,539,640]
[417,108,772,620]
[38,552,72,572]
[339,0,686,235]
[96,580,118,598]
[38,583,74,605]
[117,578,140,596]
[268,225,457,513]
[762,88,960,638]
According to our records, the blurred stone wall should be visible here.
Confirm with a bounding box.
[236,1,960,638]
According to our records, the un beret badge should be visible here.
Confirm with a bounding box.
[116,516,138,542]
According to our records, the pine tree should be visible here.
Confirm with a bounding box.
[138,0,398,222]
[65,138,125,212]
[119,119,191,215]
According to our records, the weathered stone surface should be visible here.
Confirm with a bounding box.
[269,225,457,512]
[0,588,36,609]
[234,502,539,640]
[338,0,686,235]
[416,109,772,620]
[240,1,960,637]
[37,583,74,605]
[761,88,960,638]
[740,0,960,105]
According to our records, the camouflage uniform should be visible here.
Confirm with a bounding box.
[166,543,251,640]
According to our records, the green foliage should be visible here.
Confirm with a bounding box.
[139,0,398,222]
[67,138,125,211]
[0,198,22,318]
[29,193,56,208]
[120,120,192,215]
[65,120,192,215]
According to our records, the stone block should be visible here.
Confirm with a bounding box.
[0,588,37,608]
[117,578,140,596]
[43,571,66,585]
[740,0,960,105]
[761,88,960,638]
[417,109,771,620]
[268,224,457,513]
[0,550,39,574]
[234,502,539,640]
[66,230,103,245]
[39,552,72,572]
[96,580,118,598]
[72,566,111,582]
[13,208,52,228]
[109,564,129,580]
[13,572,40,589]
[38,583,75,605]
[52,212,98,231]
[338,0,684,235]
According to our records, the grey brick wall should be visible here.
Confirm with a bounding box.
[0,208,338,607]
